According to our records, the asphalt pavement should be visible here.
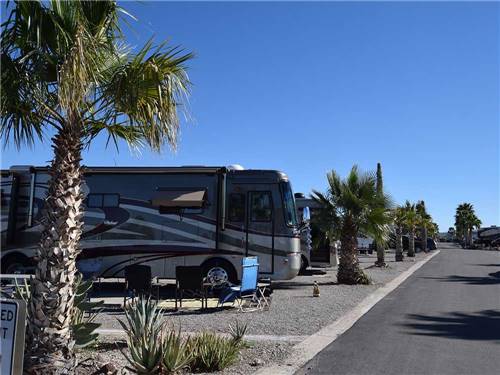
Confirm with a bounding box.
[297,244,500,375]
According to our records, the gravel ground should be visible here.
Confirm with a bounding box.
[95,251,428,337]
[75,337,292,375]
[88,250,431,374]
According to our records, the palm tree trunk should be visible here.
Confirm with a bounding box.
[395,226,404,261]
[337,216,370,284]
[26,123,84,374]
[421,227,428,252]
[408,229,416,257]
[375,242,386,267]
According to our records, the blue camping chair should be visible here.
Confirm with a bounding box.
[218,257,261,311]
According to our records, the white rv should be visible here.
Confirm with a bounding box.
[0,165,302,284]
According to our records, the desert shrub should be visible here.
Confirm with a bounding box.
[118,298,164,374]
[161,329,193,374]
[118,299,248,374]
[189,332,239,371]
[118,298,165,342]
[229,320,248,346]
[124,331,164,374]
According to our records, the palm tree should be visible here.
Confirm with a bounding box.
[312,166,393,285]
[455,203,481,247]
[403,201,418,257]
[1,1,192,373]
[416,200,435,252]
[393,206,406,261]
[428,222,439,240]
[374,162,386,267]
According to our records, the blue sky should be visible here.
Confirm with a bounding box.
[1,1,499,230]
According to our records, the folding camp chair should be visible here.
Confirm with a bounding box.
[218,257,261,311]
[123,265,153,306]
[175,266,208,310]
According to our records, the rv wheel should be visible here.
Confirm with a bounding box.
[202,259,237,288]
[1,254,33,274]
[299,255,309,274]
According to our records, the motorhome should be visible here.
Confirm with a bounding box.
[476,226,500,247]
[0,165,302,285]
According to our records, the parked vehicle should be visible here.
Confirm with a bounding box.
[475,226,500,248]
[401,236,436,251]
[1,165,302,284]
[295,196,318,271]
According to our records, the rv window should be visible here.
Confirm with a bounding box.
[250,192,272,222]
[87,194,103,208]
[87,194,120,208]
[280,181,298,227]
[228,194,245,222]
[103,194,119,207]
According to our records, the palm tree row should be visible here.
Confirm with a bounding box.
[312,165,439,285]
[454,203,481,247]
[393,200,438,259]
[312,165,393,284]
[1,1,192,373]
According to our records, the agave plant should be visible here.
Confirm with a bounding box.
[117,298,165,343]
[118,298,165,374]
[189,331,242,372]
[229,320,248,346]
[71,274,103,348]
[161,328,193,374]
[123,331,163,374]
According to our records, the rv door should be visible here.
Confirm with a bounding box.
[246,190,274,274]
[225,184,275,274]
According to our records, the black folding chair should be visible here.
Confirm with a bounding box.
[175,266,207,310]
[123,265,152,306]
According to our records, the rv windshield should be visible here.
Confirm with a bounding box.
[281,181,298,227]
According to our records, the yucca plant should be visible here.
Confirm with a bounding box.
[229,320,248,347]
[117,298,165,344]
[161,328,193,374]
[123,331,163,374]
[189,332,241,372]
[118,298,165,374]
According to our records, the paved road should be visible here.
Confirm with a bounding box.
[297,245,500,375]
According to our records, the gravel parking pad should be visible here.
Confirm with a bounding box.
[95,251,428,337]
[89,251,430,374]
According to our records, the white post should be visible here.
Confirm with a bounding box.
[330,241,339,267]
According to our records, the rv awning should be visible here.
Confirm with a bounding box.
[152,189,206,208]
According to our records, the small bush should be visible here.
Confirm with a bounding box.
[229,320,248,346]
[161,329,193,374]
[189,331,243,372]
[118,298,248,374]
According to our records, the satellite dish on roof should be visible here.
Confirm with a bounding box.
[227,164,245,170]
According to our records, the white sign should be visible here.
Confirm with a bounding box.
[0,299,27,375]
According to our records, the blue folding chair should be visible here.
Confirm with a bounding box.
[218,257,261,311]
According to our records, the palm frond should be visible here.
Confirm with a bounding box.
[99,39,193,151]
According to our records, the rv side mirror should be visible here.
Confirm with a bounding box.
[302,206,311,223]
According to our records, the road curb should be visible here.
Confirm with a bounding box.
[255,250,441,375]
